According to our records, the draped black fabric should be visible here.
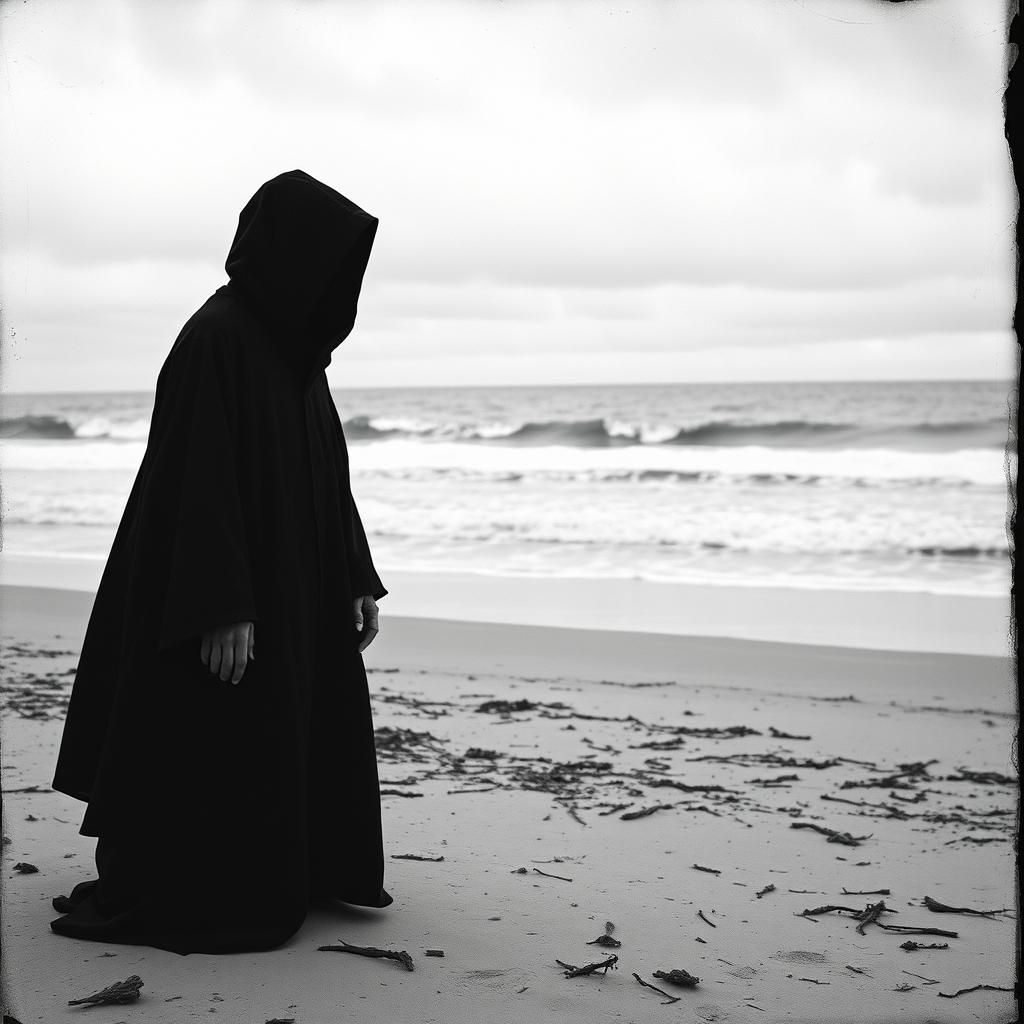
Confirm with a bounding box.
[49,170,392,955]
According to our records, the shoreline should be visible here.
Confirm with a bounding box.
[0,554,1013,657]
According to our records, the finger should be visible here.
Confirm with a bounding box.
[231,633,248,684]
[358,626,378,653]
[247,623,255,661]
[219,645,235,683]
[210,640,223,676]
[354,599,364,632]
[200,635,211,666]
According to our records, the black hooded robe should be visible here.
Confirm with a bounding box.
[48,170,392,955]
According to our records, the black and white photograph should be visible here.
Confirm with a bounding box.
[0,1,1018,1021]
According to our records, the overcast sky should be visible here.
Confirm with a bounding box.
[0,0,1015,393]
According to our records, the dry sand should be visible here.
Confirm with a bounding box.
[1,582,1018,1024]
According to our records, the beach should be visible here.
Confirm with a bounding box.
[0,572,1017,1024]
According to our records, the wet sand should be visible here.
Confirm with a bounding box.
[1,582,1017,1023]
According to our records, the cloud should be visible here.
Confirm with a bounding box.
[0,0,1013,391]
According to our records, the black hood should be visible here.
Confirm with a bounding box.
[221,169,378,391]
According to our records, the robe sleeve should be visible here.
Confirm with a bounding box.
[154,330,260,653]
[348,490,388,603]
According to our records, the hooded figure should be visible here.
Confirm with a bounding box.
[48,170,392,955]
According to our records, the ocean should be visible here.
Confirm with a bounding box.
[0,379,1016,597]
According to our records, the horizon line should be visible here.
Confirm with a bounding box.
[0,375,1017,397]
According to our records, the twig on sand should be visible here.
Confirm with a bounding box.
[790,822,872,846]
[943,835,1005,845]
[632,973,681,1004]
[533,867,573,881]
[556,954,619,978]
[797,901,959,938]
[651,967,699,989]
[854,901,887,935]
[620,803,675,820]
[842,887,890,895]
[944,768,1016,786]
[877,924,958,937]
[317,939,414,972]
[390,853,445,861]
[67,975,143,1006]
[692,864,721,875]
[900,940,949,951]
[587,921,621,948]
[768,727,810,740]
[646,779,737,794]
[798,977,830,985]
[902,969,939,985]
[755,884,775,899]
[566,804,588,826]
[797,904,875,919]
[697,910,716,928]
[923,895,1011,917]
[938,983,1014,999]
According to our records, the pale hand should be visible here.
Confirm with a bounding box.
[201,621,255,684]
[354,595,379,653]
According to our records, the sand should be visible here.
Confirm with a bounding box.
[0,581,1017,1024]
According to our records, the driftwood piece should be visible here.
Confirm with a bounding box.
[317,939,414,972]
[900,940,949,951]
[620,802,675,820]
[424,950,444,957]
[692,864,721,875]
[749,773,800,786]
[922,895,1011,917]
[533,867,573,881]
[476,698,539,714]
[556,954,619,978]
[632,972,681,1004]
[944,769,1016,786]
[842,887,890,896]
[790,822,872,846]
[768,727,811,740]
[938,983,1014,998]
[877,924,958,937]
[67,975,143,1006]
[586,921,621,948]
[390,853,444,861]
[854,900,887,935]
[798,900,958,938]
[902,969,939,984]
[646,779,737,794]
[651,967,699,988]
[798,903,863,916]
